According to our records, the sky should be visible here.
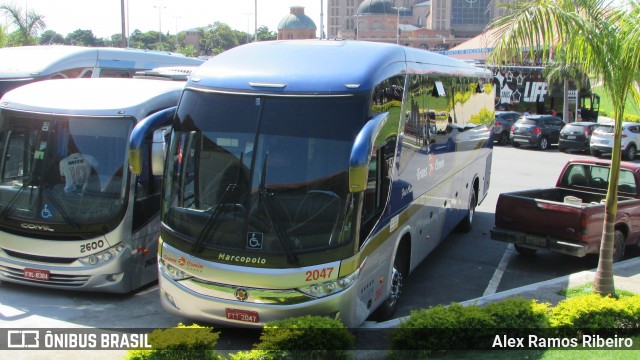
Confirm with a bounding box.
[1,0,327,39]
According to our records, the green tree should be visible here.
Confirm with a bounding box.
[0,23,7,47]
[65,29,98,46]
[488,0,640,296]
[0,3,46,45]
[39,29,64,45]
[543,49,588,123]
[199,22,245,56]
[256,25,277,41]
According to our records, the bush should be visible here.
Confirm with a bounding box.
[390,303,496,357]
[233,315,355,360]
[484,297,551,329]
[125,323,221,360]
[549,293,640,335]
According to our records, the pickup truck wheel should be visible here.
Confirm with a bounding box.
[512,142,521,148]
[459,190,476,233]
[623,144,636,161]
[613,230,626,262]
[537,137,549,150]
[514,244,537,256]
[591,149,602,158]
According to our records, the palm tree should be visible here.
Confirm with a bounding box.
[0,3,46,45]
[487,0,640,296]
[543,50,588,123]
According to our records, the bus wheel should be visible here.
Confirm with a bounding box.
[371,249,405,321]
[459,190,476,233]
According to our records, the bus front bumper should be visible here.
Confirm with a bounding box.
[158,269,362,327]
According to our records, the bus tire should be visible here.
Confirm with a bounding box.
[459,190,476,233]
[371,244,406,321]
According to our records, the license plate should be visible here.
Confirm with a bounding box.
[225,308,259,323]
[24,268,50,281]
[567,135,576,140]
[525,236,547,247]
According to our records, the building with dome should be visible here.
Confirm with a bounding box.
[278,6,318,40]
[327,0,515,50]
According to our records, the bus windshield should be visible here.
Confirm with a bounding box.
[164,90,367,262]
[0,112,133,237]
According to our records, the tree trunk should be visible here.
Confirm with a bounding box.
[593,115,623,296]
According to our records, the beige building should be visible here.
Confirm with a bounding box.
[328,0,513,50]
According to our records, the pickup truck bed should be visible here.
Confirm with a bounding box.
[491,159,640,261]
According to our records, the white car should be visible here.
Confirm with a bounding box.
[589,122,640,160]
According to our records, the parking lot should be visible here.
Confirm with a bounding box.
[1,144,639,358]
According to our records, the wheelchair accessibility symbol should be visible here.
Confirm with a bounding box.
[246,232,263,250]
[41,204,54,219]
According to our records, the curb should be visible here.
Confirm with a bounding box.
[361,256,640,329]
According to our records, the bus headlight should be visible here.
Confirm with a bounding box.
[297,270,359,298]
[159,258,188,280]
[78,243,126,266]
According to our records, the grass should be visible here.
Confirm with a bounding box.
[556,282,636,298]
[433,346,640,359]
[592,86,640,118]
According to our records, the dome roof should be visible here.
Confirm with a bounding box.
[278,6,317,30]
[357,0,411,15]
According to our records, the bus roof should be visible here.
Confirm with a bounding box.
[0,78,185,120]
[188,40,490,94]
[0,45,204,78]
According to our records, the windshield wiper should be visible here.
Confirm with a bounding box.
[257,154,298,265]
[190,183,239,253]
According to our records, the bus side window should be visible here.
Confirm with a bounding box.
[360,142,393,240]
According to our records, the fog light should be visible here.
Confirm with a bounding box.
[164,292,179,309]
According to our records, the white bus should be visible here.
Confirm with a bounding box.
[0,45,203,98]
[0,77,187,292]
[131,40,494,326]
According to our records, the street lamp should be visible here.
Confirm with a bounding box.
[153,5,166,43]
[391,6,408,45]
[172,16,181,35]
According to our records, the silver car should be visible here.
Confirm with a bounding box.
[590,122,640,160]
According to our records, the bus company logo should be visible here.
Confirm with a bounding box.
[234,288,249,301]
[20,223,54,232]
[178,257,186,266]
[161,254,177,264]
[246,232,263,250]
[7,330,40,348]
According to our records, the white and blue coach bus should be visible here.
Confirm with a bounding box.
[130,40,494,326]
[0,45,203,98]
[0,76,191,293]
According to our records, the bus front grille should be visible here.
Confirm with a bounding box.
[3,249,77,264]
[0,265,90,287]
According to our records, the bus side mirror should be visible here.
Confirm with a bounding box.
[151,126,171,176]
[128,106,176,175]
[349,112,390,192]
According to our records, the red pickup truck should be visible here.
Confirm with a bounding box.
[491,159,640,262]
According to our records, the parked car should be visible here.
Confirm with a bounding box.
[510,115,566,150]
[558,121,600,153]
[492,111,521,145]
[590,122,640,160]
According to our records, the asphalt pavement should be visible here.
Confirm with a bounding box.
[3,251,638,360]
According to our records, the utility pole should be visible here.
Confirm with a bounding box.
[154,5,166,43]
[120,0,127,48]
